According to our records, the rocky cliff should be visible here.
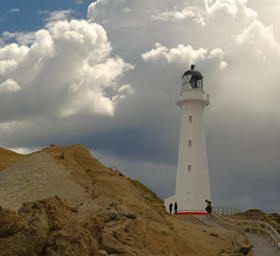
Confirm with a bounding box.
[0,145,245,256]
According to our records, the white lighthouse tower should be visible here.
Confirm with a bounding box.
[165,65,211,215]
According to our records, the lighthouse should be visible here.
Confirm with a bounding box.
[165,65,211,215]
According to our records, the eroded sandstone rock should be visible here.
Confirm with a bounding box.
[0,197,104,256]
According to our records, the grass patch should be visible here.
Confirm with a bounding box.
[130,179,164,206]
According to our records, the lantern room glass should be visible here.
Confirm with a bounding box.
[182,65,204,90]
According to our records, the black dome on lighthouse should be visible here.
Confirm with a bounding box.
[182,64,203,79]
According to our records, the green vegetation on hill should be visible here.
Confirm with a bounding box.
[129,179,164,206]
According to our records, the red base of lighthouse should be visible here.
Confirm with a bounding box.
[176,211,208,215]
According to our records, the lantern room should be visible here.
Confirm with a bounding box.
[182,64,203,90]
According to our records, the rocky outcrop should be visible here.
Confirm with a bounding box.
[0,145,246,256]
[0,196,103,256]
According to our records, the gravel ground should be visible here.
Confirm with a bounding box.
[0,152,92,211]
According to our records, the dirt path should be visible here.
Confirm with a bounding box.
[196,215,280,256]
[246,233,279,256]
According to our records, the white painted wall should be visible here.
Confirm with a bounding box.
[165,88,211,213]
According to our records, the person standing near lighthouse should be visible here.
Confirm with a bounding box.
[174,202,178,215]
[165,65,211,215]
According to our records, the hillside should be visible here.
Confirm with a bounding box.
[0,145,249,256]
[230,209,280,233]
[0,147,27,171]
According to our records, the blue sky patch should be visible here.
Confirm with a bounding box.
[0,0,94,33]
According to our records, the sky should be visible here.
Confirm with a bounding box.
[0,0,280,213]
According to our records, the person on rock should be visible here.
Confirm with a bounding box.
[205,200,212,214]
[174,202,178,215]
[169,203,173,215]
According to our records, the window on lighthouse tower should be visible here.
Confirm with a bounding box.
[188,140,192,147]
[188,165,192,171]
[189,116,192,122]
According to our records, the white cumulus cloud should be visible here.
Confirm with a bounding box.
[236,21,280,55]
[152,7,205,25]
[45,10,74,22]
[0,79,21,93]
[8,8,21,13]
[0,19,133,123]
[2,31,36,45]
[142,43,226,69]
